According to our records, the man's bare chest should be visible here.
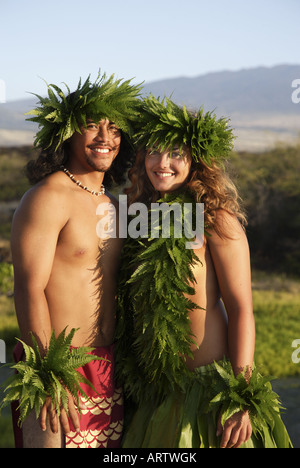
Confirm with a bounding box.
[55,201,101,261]
[55,198,122,267]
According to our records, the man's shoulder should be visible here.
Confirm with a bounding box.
[24,171,69,199]
[15,171,71,218]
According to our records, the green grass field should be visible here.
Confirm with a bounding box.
[252,272,300,378]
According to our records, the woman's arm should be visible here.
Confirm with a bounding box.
[207,210,255,373]
[207,209,255,447]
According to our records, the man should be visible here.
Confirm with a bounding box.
[10,72,142,448]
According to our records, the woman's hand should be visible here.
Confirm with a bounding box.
[217,410,252,448]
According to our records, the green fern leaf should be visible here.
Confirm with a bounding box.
[0,328,107,426]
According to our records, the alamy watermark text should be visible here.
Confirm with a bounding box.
[0,79,6,104]
[0,339,6,363]
[291,79,300,104]
[96,195,204,249]
[292,339,300,364]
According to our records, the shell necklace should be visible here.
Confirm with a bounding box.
[61,166,105,196]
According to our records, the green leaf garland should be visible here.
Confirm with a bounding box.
[0,328,106,426]
[196,359,284,439]
[26,71,143,151]
[134,95,235,165]
[115,191,202,403]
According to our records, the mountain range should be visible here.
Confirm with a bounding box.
[0,64,299,151]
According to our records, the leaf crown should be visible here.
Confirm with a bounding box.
[26,71,143,151]
[134,94,235,165]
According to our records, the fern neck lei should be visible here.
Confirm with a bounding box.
[115,189,202,403]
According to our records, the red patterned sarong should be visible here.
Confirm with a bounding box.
[65,345,123,448]
[11,342,123,448]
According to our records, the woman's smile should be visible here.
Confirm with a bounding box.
[145,147,191,196]
[154,170,176,178]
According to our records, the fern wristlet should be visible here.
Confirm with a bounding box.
[194,359,283,439]
[0,328,106,426]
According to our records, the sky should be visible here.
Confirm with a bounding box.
[0,0,299,102]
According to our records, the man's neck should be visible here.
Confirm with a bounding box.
[65,161,105,194]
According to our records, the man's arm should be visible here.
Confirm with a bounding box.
[11,184,67,352]
[11,184,82,439]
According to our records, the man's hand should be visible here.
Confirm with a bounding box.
[217,410,252,448]
[40,390,87,435]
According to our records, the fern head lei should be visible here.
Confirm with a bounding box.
[134,94,235,166]
[26,71,143,152]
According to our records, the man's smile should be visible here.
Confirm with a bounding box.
[88,145,116,155]
[92,148,110,154]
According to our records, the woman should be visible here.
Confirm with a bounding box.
[115,95,292,448]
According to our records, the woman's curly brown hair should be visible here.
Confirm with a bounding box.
[125,148,247,238]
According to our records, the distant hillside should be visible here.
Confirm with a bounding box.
[143,64,300,114]
[0,64,300,151]
[142,64,300,151]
